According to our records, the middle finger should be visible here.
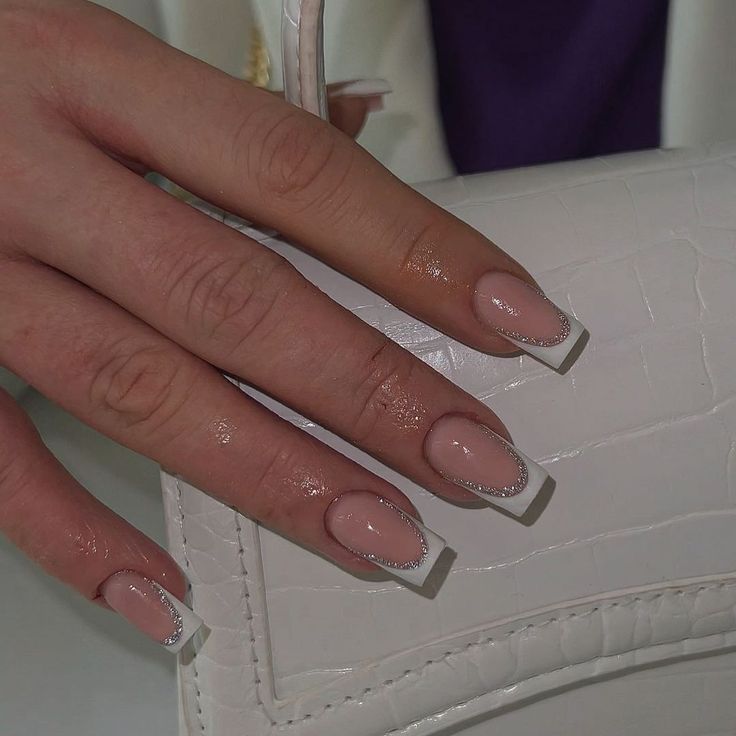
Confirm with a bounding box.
[15,134,550,516]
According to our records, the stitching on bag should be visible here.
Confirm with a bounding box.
[267,581,734,726]
[234,514,276,727]
[176,477,206,735]
[177,499,736,730]
[382,606,736,736]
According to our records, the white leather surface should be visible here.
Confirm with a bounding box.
[163,143,736,735]
[0,5,731,735]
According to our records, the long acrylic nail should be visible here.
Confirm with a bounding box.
[474,271,585,369]
[329,78,393,99]
[100,570,203,654]
[425,415,549,517]
[325,491,445,587]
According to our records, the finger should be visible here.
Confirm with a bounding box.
[36,3,585,367]
[13,131,550,515]
[326,94,371,139]
[275,80,390,138]
[0,260,447,585]
[326,79,391,138]
[0,388,201,652]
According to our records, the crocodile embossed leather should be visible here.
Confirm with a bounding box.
[164,142,736,736]
[161,2,736,734]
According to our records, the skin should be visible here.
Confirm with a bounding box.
[0,0,536,608]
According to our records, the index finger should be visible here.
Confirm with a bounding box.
[49,2,585,368]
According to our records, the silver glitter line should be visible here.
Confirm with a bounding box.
[493,283,571,347]
[496,310,570,348]
[446,427,529,498]
[491,296,520,317]
[344,497,429,571]
[146,577,184,647]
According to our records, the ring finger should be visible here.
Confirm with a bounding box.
[0,258,447,586]
[13,131,549,516]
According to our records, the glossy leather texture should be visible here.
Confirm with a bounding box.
[163,142,736,736]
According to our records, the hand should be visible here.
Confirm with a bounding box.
[0,0,583,650]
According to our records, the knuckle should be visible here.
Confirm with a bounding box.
[88,340,192,436]
[394,218,446,278]
[0,443,32,523]
[172,250,297,357]
[32,510,102,580]
[249,107,350,210]
[349,339,417,444]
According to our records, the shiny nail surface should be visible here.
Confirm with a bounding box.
[101,570,203,654]
[425,415,549,517]
[325,491,446,587]
[474,271,585,369]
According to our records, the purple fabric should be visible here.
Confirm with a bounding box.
[428,1,670,174]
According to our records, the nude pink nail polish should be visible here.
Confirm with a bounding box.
[474,271,586,369]
[425,415,550,517]
[101,570,203,653]
[325,491,445,587]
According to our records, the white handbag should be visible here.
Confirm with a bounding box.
[162,2,736,734]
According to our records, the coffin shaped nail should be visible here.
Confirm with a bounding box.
[101,570,203,654]
[325,491,446,587]
[474,271,585,369]
[425,415,549,517]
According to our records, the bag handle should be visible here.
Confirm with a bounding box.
[281,0,328,119]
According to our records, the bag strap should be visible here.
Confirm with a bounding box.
[281,0,328,119]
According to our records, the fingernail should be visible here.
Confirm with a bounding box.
[474,271,585,369]
[325,491,445,587]
[328,78,393,99]
[100,570,203,654]
[425,415,549,517]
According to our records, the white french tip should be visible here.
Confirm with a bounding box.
[509,311,586,370]
[164,594,204,654]
[328,78,393,99]
[380,520,446,588]
[483,447,550,518]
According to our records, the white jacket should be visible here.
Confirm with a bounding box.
[93,0,736,183]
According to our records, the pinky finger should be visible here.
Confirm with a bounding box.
[0,389,202,653]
